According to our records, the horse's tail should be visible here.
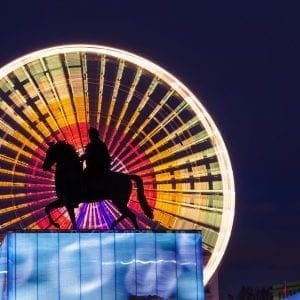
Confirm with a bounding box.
[129,174,153,219]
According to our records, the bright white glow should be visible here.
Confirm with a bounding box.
[0,44,235,285]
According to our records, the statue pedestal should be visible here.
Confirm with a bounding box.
[0,230,204,299]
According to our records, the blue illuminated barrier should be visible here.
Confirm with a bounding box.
[0,231,204,300]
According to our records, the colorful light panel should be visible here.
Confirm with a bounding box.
[0,231,204,300]
[0,45,235,284]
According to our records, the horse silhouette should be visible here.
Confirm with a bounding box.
[42,141,153,229]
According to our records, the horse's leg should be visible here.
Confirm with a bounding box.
[45,200,62,228]
[126,208,139,229]
[110,214,127,229]
[66,205,77,230]
[108,172,139,229]
[116,206,139,229]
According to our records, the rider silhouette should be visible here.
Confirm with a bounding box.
[81,127,111,199]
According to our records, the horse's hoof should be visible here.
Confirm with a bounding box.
[53,222,60,229]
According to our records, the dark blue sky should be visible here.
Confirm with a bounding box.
[1,1,299,297]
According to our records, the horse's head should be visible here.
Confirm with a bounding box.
[42,141,57,171]
[42,141,79,171]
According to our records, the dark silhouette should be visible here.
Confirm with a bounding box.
[80,127,111,200]
[42,141,81,229]
[42,140,153,229]
[81,127,111,172]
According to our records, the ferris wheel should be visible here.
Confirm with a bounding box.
[0,45,235,285]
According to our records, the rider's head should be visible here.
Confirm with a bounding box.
[88,127,99,142]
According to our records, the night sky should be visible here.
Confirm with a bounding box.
[1,1,299,297]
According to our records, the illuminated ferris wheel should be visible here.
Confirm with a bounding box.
[0,45,235,285]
